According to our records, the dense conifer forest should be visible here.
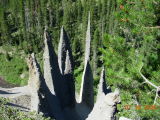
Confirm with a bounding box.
[0,0,160,119]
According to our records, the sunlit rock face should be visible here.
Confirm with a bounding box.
[27,53,41,112]
[58,26,73,75]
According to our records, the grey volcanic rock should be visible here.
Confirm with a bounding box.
[43,28,66,104]
[58,26,73,75]
[86,89,120,120]
[0,53,65,120]
[28,53,65,120]
[79,12,94,109]
[27,53,41,112]
[64,51,73,74]
[43,28,70,111]
[86,68,120,120]
[57,26,75,108]
[97,67,111,99]
[43,28,56,95]
[84,12,91,65]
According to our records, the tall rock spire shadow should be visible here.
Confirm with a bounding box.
[79,61,94,108]
[58,26,75,108]
[79,12,94,109]
[43,27,68,109]
[64,50,75,107]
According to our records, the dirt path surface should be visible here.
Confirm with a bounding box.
[0,85,31,110]
[0,77,30,110]
[0,86,30,98]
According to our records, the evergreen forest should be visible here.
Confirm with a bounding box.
[0,0,160,119]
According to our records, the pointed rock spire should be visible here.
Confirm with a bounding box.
[57,26,75,108]
[79,12,94,109]
[86,89,120,120]
[97,67,111,99]
[84,12,91,65]
[97,67,106,97]
[27,53,42,112]
[86,67,119,120]
[43,27,56,95]
[42,29,66,118]
[64,50,73,74]
[58,26,73,75]
[43,27,72,109]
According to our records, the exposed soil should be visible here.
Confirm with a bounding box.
[0,76,18,88]
[0,87,31,111]
[10,95,31,110]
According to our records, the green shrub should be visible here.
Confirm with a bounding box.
[0,52,28,86]
[0,98,51,120]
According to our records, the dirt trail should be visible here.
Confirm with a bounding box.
[0,77,31,110]
[0,77,28,98]
[0,85,31,110]
[0,86,30,98]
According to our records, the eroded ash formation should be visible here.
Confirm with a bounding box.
[0,14,120,120]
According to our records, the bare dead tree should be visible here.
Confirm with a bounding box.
[139,65,160,105]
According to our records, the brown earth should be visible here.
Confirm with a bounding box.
[0,76,17,88]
